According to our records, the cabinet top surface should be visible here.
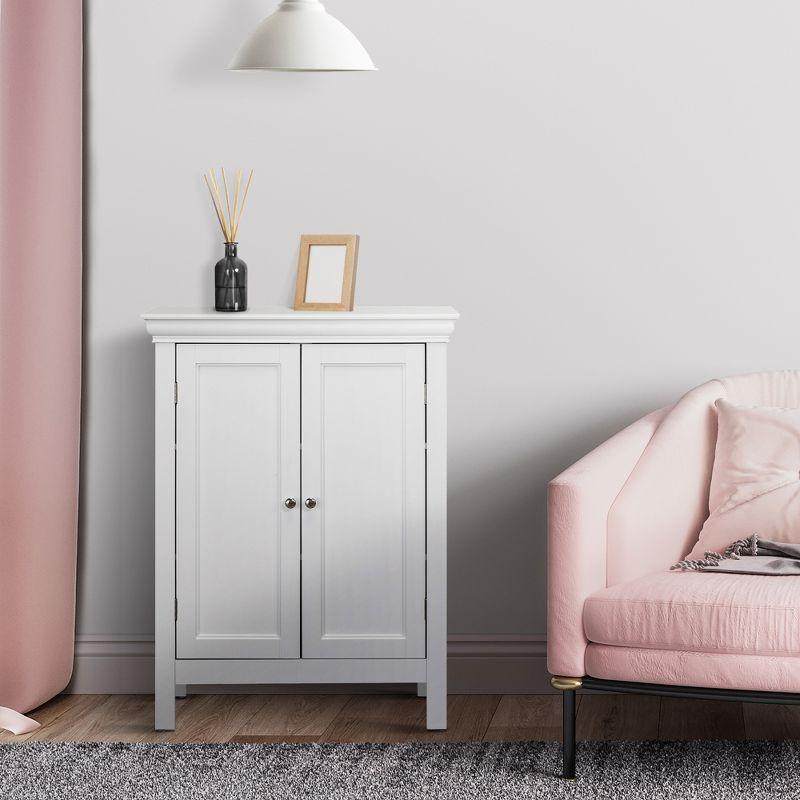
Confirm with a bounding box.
[143,306,458,320]
[142,306,459,342]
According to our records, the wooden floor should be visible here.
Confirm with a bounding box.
[2,693,800,744]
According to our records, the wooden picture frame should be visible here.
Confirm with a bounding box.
[293,234,359,311]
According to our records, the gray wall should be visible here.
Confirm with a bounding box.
[81,0,800,644]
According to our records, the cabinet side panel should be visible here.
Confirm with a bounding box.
[425,343,448,729]
[154,341,176,729]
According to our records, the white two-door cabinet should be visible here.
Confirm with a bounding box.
[142,307,458,731]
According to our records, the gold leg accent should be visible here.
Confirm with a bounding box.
[551,676,583,691]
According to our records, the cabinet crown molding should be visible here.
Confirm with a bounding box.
[142,306,459,343]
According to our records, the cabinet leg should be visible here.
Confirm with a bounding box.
[155,686,176,731]
[417,682,427,697]
[425,674,447,730]
[175,683,187,699]
[155,664,176,731]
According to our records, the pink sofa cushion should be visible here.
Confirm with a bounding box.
[584,571,800,657]
[687,399,800,559]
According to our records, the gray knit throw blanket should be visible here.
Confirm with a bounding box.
[672,533,800,574]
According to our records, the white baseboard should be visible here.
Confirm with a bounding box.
[68,634,551,695]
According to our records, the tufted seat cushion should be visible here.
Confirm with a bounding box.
[584,571,800,657]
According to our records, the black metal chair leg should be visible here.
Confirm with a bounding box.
[551,676,582,779]
[562,688,576,779]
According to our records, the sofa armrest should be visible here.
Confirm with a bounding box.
[547,408,668,678]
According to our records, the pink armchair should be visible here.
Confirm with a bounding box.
[548,370,800,778]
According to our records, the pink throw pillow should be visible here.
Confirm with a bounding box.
[687,398,800,559]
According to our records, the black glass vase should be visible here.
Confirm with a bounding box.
[215,242,248,312]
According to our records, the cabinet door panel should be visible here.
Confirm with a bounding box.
[176,344,300,659]
[302,344,426,658]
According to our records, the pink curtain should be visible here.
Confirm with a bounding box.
[0,0,83,714]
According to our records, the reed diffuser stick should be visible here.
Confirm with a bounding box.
[232,169,242,237]
[210,169,232,242]
[221,168,234,240]
[233,169,254,241]
[208,170,224,236]
[204,167,253,244]
[203,174,229,241]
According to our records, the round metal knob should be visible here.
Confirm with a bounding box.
[305,498,317,509]
[284,498,296,509]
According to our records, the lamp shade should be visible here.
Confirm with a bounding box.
[229,0,376,72]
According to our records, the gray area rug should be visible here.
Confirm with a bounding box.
[0,740,796,799]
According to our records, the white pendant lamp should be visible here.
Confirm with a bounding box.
[229,0,376,72]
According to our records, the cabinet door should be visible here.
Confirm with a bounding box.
[176,344,300,659]
[301,344,426,658]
